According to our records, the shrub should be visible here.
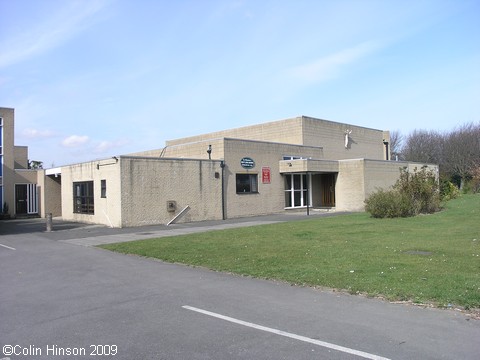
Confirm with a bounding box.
[365,189,413,218]
[440,180,460,200]
[468,165,480,193]
[365,167,441,218]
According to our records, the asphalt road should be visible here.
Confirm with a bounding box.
[1,220,479,360]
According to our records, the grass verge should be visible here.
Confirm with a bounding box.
[100,194,480,310]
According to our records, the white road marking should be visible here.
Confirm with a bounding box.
[0,243,16,250]
[183,305,391,360]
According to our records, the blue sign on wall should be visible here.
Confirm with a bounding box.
[240,157,255,169]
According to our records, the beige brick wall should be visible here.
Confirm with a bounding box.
[120,157,223,227]
[163,138,226,160]
[335,159,366,211]
[364,160,438,199]
[127,139,225,160]
[223,138,324,218]
[61,159,122,227]
[13,169,38,183]
[336,159,439,212]
[1,108,15,214]
[166,117,305,146]
[1,108,40,216]
[161,116,389,162]
[14,146,29,169]
[363,160,405,196]
[37,170,62,217]
[302,117,387,160]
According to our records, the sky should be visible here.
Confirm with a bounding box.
[1,0,479,167]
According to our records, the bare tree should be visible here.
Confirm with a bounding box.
[389,130,404,160]
[442,122,480,189]
[401,122,480,189]
[401,129,445,165]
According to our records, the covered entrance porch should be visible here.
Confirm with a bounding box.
[280,159,338,210]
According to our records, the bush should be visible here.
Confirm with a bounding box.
[440,180,460,200]
[468,166,480,193]
[365,189,414,218]
[365,167,441,218]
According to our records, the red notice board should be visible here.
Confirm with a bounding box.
[262,167,271,184]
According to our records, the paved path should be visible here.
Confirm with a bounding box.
[61,220,283,246]
[1,210,340,246]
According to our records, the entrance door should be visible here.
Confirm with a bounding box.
[15,184,28,215]
[320,174,336,207]
[15,184,38,215]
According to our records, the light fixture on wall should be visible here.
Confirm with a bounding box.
[97,157,119,169]
[207,144,212,160]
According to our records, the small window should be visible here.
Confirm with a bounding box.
[101,179,106,198]
[283,155,305,160]
[236,174,258,194]
[73,181,94,214]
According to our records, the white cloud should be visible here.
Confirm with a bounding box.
[62,135,90,148]
[22,128,55,139]
[289,41,382,84]
[93,139,129,154]
[0,0,109,68]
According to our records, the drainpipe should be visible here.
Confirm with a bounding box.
[383,140,389,161]
[221,161,226,220]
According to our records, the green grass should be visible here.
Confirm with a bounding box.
[100,194,480,310]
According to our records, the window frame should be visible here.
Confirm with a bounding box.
[236,173,258,194]
[100,179,107,198]
[284,173,311,208]
[73,181,94,214]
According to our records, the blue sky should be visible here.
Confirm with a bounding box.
[1,0,479,167]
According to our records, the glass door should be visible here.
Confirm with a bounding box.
[284,174,311,208]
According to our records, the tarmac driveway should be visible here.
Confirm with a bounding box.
[1,220,479,359]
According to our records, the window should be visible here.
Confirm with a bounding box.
[284,174,310,208]
[236,174,258,194]
[283,155,305,160]
[73,181,94,214]
[0,119,3,155]
[101,179,106,198]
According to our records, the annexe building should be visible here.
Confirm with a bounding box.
[56,115,437,227]
[0,107,61,219]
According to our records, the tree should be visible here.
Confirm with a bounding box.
[389,130,404,160]
[400,122,480,191]
[28,160,43,170]
[442,122,480,189]
[402,129,444,165]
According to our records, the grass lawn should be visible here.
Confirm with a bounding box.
[100,194,480,310]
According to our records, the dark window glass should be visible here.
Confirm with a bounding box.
[101,179,106,198]
[73,181,94,214]
[236,174,258,194]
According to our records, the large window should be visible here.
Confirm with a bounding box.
[284,174,310,208]
[73,181,94,214]
[0,118,3,155]
[0,118,3,178]
[236,174,258,194]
